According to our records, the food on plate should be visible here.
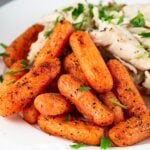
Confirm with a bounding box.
[34,20,74,66]
[34,93,73,116]
[101,91,125,124]
[58,74,114,126]
[2,59,28,86]
[3,24,44,67]
[70,31,113,93]
[63,52,87,84]
[0,58,60,116]
[23,103,39,124]
[107,59,148,117]
[109,112,150,146]
[38,114,104,145]
[0,1,150,148]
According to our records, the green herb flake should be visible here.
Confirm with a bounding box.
[100,136,111,150]
[62,114,71,122]
[5,69,26,75]
[99,7,113,23]
[79,86,91,91]
[54,16,60,27]
[111,99,127,109]
[62,6,73,12]
[20,60,31,70]
[130,11,145,27]
[126,88,133,92]
[0,75,3,83]
[0,43,8,49]
[44,30,52,38]
[117,15,124,25]
[70,143,87,149]
[0,52,9,57]
[136,44,145,49]
[139,32,150,38]
[88,3,94,18]
[6,79,15,85]
[72,3,84,20]
[135,51,150,59]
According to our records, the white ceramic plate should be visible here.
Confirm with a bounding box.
[0,0,150,150]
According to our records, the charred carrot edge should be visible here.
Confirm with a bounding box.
[109,113,150,146]
[34,20,74,66]
[58,74,114,126]
[0,58,60,116]
[70,31,113,93]
[107,59,147,117]
[4,24,44,67]
[34,93,73,116]
[63,52,88,84]
[101,91,125,124]
[38,115,104,145]
[23,103,39,124]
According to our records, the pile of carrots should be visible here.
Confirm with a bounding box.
[0,20,149,147]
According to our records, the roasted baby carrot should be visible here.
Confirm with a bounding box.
[23,103,39,124]
[107,59,147,117]
[34,20,74,66]
[34,93,73,116]
[3,24,44,67]
[2,59,28,86]
[101,91,125,124]
[63,53,88,84]
[38,115,104,145]
[109,113,150,146]
[70,31,113,93]
[58,74,114,126]
[0,58,60,116]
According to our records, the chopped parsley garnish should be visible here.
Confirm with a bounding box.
[99,7,113,23]
[0,43,8,49]
[70,143,87,149]
[135,51,150,59]
[20,60,31,70]
[111,99,127,109]
[5,69,26,75]
[139,32,150,38]
[44,30,52,38]
[88,3,94,18]
[62,114,71,122]
[103,2,125,12]
[117,15,124,25]
[130,11,145,27]
[0,75,3,83]
[72,3,84,20]
[6,79,15,85]
[54,16,60,27]
[0,52,9,57]
[79,86,91,91]
[136,44,146,49]
[100,136,111,150]
[62,6,73,12]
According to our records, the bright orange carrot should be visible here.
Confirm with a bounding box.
[38,115,104,145]
[101,91,125,124]
[107,59,147,117]
[63,53,88,84]
[23,103,39,124]
[0,58,60,116]
[70,31,113,93]
[34,93,73,116]
[109,113,150,146]
[58,74,114,126]
[4,24,44,67]
[34,20,74,65]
